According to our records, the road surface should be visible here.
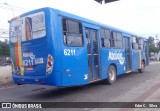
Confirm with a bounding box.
[0,62,160,111]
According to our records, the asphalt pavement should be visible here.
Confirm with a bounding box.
[0,62,160,111]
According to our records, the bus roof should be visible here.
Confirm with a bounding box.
[10,7,146,38]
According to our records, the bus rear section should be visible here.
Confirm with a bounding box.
[10,9,59,86]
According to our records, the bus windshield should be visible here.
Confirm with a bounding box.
[10,12,46,43]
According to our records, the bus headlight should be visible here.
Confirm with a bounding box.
[46,54,53,74]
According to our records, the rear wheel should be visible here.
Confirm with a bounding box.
[104,65,117,85]
[138,61,145,73]
[17,84,22,85]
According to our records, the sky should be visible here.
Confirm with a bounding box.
[0,0,160,38]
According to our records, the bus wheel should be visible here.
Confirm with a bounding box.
[138,61,145,73]
[104,65,117,85]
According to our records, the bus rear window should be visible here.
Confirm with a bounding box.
[10,20,22,43]
[10,12,46,43]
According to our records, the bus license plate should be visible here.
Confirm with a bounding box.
[35,58,43,64]
[26,66,33,71]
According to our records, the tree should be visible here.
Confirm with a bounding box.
[149,44,160,53]
[148,36,154,45]
[0,40,10,57]
[158,41,160,49]
[148,36,160,53]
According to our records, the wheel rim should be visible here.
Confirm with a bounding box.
[109,68,115,81]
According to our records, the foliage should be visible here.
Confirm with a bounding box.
[0,40,10,57]
[149,44,160,53]
[148,36,160,53]
[148,36,154,45]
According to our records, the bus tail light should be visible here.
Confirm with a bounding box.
[46,54,54,74]
[48,61,53,67]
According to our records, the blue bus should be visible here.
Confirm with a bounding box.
[9,7,149,86]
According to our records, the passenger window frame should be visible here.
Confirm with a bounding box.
[100,28,111,48]
[62,17,84,47]
[111,31,123,49]
[132,36,143,50]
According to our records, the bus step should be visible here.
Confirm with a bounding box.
[89,79,101,83]
[126,70,132,73]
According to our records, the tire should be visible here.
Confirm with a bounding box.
[104,65,117,85]
[138,61,145,73]
[16,82,22,85]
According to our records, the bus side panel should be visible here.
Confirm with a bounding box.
[12,72,61,86]
[100,49,109,79]
[45,72,62,86]
[131,50,140,70]
[61,48,88,86]
[100,49,126,79]
[47,11,63,86]
[116,50,126,75]
[60,18,88,86]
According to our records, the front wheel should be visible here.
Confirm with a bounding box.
[103,65,117,85]
[138,61,145,73]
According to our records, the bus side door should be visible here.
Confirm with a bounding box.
[124,36,131,71]
[131,37,140,70]
[85,28,100,82]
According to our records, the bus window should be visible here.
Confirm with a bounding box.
[85,30,91,54]
[100,28,110,48]
[111,31,122,48]
[132,36,139,50]
[116,32,122,48]
[138,38,144,50]
[62,19,83,46]
[10,20,22,43]
[10,12,46,42]
[30,13,46,39]
[25,17,32,40]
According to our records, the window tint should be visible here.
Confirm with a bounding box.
[111,31,122,48]
[100,28,111,48]
[132,36,144,50]
[10,20,22,43]
[100,28,105,38]
[10,12,46,43]
[63,19,83,46]
[132,37,137,43]
[105,30,110,39]
[117,33,122,41]
[132,36,141,50]
[132,43,139,50]
[113,32,117,39]
[100,28,122,48]
[138,38,144,50]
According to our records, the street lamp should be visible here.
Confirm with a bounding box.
[4,2,14,18]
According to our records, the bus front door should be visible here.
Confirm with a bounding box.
[85,28,100,82]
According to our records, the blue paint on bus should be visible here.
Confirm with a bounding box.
[9,7,149,87]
